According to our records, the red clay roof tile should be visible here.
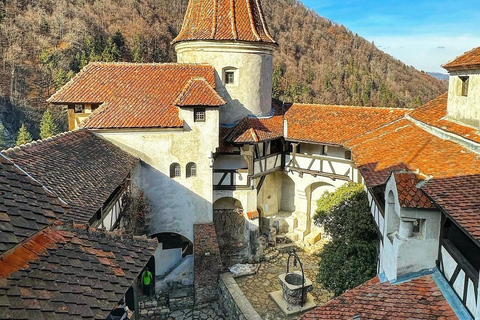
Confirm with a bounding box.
[174,77,226,107]
[393,173,435,209]
[300,275,457,320]
[173,0,276,45]
[225,104,283,143]
[48,63,217,129]
[409,93,480,144]
[443,47,480,70]
[285,104,408,145]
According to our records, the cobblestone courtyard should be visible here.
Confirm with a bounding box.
[236,250,333,320]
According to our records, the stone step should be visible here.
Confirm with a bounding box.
[169,286,194,299]
[285,232,299,242]
[169,295,194,311]
[276,242,296,253]
[304,231,322,246]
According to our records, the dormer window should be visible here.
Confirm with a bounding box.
[459,76,469,97]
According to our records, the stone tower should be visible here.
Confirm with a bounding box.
[173,0,277,125]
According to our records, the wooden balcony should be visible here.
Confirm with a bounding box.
[285,153,355,181]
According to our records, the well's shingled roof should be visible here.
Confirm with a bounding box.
[172,0,276,45]
[393,173,435,209]
[0,155,67,256]
[409,93,480,144]
[3,130,138,224]
[0,226,156,320]
[285,104,408,145]
[225,104,284,143]
[443,46,480,70]
[48,63,217,129]
[174,77,226,107]
[300,275,457,320]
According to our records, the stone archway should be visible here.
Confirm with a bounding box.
[151,232,193,278]
[213,197,248,267]
[306,181,336,219]
[280,173,296,213]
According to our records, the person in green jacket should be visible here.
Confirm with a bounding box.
[141,267,153,297]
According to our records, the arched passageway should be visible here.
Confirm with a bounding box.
[151,232,193,277]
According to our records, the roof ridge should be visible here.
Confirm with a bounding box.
[2,129,82,155]
[291,103,413,111]
[86,62,213,67]
[245,0,261,41]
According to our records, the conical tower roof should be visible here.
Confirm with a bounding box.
[173,0,277,45]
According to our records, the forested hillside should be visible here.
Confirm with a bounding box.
[0,0,446,144]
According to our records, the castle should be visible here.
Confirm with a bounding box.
[1,0,480,319]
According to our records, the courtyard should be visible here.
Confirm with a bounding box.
[235,250,333,320]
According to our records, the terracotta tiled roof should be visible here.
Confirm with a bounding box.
[346,119,480,242]
[48,63,217,129]
[174,77,226,107]
[225,104,283,143]
[423,175,480,241]
[0,154,67,256]
[443,46,480,70]
[218,127,236,153]
[393,172,435,209]
[3,130,138,224]
[285,104,408,145]
[300,275,457,320]
[346,119,480,187]
[409,93,480,144]
[173,0,276,45]
[0,225,156,319]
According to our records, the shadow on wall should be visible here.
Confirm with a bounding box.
[136,161,213,243]
[213,197,260,267]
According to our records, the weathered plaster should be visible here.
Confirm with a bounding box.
[447,70,480,129]
[381,175,442,281]
[176,41,275,124]
[96,108,219,242]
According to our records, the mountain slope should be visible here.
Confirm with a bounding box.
[0,0,446,140]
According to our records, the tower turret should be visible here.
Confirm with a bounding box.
[173,0,277,125]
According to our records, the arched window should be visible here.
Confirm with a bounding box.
[170,163,181,178]
[186,162,197,178]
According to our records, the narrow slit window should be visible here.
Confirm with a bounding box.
[460,76,469,96]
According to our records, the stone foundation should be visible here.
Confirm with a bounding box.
[218,273,261,320]
[193,223,223,304]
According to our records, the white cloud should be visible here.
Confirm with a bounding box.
[370,34,480,73]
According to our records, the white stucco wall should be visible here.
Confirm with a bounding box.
[381,175,442,281]
[96,108,219,242]
[175,41,276,124]
[447,70,480,128]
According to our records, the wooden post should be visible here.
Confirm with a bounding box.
[133,278,139,320]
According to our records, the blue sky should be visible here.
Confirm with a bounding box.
[301,0,480,73]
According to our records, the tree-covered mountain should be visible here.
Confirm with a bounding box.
[0,0,446,143]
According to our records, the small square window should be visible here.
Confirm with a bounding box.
[459,76,469,96]
[225,71,235,85]
[194,108,205,122]
[345,150,352,160]
[74,104,84,113]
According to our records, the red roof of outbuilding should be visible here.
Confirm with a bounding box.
[174,77,226,107]
[409,92,480,144]
[225,103,284,143]
[393,173,435,209]
[285,104,408,145]
[300,275,457,320]
[173,0,276,45]
[48,63,217,129]
[443,46,480,70]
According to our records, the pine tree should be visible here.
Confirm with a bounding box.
[40,109,59,139]
[0,123,8,150]
[16,124,33,146]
